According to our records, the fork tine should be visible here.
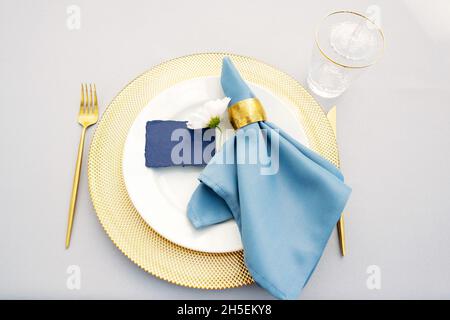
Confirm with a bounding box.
[84,83,90,114]
[80,84,85,113]
[93,84,98,113]
[89,84,93,113]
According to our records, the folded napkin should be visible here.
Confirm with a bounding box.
[187,57,351,299]
[145,120,215,167]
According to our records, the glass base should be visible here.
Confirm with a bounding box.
[306,75,345,99]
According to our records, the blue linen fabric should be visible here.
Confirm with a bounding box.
[145,120,215,167]
[187,57,352,299]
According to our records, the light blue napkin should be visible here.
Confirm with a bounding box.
[187,57,352,299]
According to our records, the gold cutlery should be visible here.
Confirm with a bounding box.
[65,84,99,249]
[327,106,346,256]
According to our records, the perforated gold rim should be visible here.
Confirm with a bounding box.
[87,53,339,289]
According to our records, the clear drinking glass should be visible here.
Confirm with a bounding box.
[307,11,384,98]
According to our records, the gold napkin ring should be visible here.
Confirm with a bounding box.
[228,98,267,130]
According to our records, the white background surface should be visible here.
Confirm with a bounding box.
[1,0,449,299]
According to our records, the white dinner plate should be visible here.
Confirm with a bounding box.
[122,76,309,253]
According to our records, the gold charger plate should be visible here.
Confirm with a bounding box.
[87,53,339,289]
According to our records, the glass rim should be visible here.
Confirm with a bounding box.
[315,10,385,69]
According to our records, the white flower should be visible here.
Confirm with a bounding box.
[187,97,231,130]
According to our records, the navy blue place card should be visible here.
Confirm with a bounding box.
[145,120,216,167]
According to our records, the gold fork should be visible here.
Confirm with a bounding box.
[65,84,99,249]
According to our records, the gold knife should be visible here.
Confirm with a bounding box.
[327,106,346,257]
